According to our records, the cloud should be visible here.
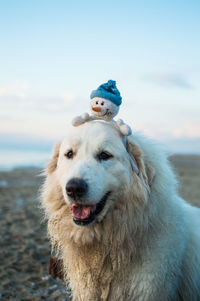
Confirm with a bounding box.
[29,93,81,113]
[133,121,200,142]
[0,89,85,140]
[165,137,200,155]
[0,81,77,112]
[0,93,80,114]
[145,73,193,89]
[61,92,76,105]
[0,80,29,98]
[40,92,77,112]
[172,122,200,139]
[0,132,55,151]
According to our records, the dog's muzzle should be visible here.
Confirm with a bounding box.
[71,191,111,226]
[66,178,88,200]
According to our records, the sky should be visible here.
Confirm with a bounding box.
[0,0,200,167]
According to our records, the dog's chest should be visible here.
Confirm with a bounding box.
[63,245,148,301]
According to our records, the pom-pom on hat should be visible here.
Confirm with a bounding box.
[90,80,122,106]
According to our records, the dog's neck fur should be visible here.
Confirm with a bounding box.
[62,235,134,301]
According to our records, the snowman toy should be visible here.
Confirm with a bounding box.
[72,80,132,136]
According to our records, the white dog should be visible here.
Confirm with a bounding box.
[42,120,200,301]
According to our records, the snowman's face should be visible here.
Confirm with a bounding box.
[90,97,119,120]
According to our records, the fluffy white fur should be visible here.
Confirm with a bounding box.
[42,120,200,301]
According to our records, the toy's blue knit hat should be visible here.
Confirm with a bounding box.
[90,80,122,106]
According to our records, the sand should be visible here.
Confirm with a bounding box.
[0,168,69,301]
[0,156,199,300]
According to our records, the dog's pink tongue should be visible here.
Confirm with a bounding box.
[71,204,96,220]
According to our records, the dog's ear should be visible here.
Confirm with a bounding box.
[145,164,155,187]
[47,142,61,174]
[126,138,155,187]
[126,138,143,175]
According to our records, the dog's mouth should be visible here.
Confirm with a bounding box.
[71,192,111,226]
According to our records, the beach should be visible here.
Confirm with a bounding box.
[0,155,199,300]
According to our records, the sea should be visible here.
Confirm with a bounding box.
[0,149,51,170]
[0,138,199,171]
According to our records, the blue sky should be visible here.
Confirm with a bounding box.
[0,0,200,161]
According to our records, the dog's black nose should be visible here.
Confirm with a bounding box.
[66,178,88,199]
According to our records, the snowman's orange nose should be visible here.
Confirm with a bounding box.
[92,106,101,112]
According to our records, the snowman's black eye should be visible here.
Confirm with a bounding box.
[96,101,99,105]
[101,101,104,105]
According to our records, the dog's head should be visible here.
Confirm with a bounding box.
[44,121,154,244]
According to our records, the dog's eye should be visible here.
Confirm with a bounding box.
[65,150,74,159]
[97,151,113,161]
[101,101,104,105]
[96,101,99,105]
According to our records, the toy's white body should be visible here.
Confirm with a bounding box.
[72,97,132,136]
